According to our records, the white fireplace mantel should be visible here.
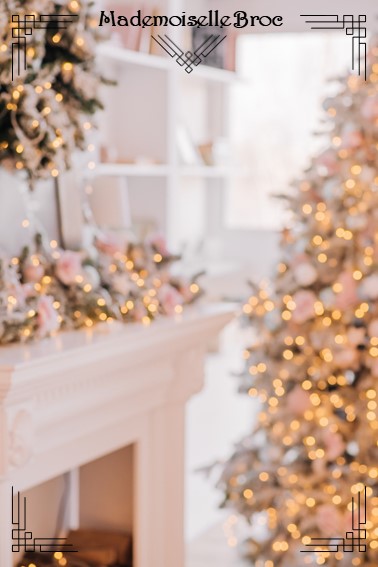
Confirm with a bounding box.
[0,303,234,567]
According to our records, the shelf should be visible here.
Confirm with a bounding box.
[179,165,232,178]
[97,42,237,83]
[89,163,170,177]
[97,42,171,71]
[183,64,237,84]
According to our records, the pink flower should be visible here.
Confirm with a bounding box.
[55,251,82,286]
[286,386,311,415]
[37,295,60,337]
[158,284,183,316]
[316,149,339,176]
[23,257,45,283]
[316,505,344,537]
[361,95,378,120]
[148,233,170,257]
[323,431,345,460]
[335,271,358,309]
[291,290,316,324]
[95,232,126,257]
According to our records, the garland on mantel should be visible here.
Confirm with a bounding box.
[0,231,202,345]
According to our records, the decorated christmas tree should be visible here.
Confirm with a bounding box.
[0,0,106,185]
[219,40,378,567]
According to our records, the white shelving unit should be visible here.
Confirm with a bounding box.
[91,0,238,258]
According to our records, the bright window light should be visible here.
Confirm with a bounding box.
[226,32,350,230]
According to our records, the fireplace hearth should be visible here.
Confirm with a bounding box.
[0,305,233,567]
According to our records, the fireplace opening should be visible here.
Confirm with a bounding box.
[14,444,134,567]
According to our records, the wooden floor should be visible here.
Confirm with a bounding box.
[187,523,252,567]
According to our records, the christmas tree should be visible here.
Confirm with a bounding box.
[219,39,378,567]
[0,0,106,185]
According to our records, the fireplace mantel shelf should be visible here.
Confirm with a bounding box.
[0,303,234,567]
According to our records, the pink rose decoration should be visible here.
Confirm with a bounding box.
[361,95,378,121]
[23,258,45,283]
[316,505,344,537]
[158,284,183,316]
[323,431,345,460]
[55,251,82,286]
[291,290,316,324]
[316,149,339,176]
[37,295,60,337]
[335,271,358,309]
[148,233,170,257]
[286,386,312,415]
[96,232,126,257]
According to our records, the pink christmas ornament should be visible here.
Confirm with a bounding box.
[316,505,344,537]
[316,149,339,175]
[293,262,317,286]
[370,359,378,378]
[368,319,378,338]
[333,346,359,369]
[360,274,378,300]
[361,95,378,121]
[291,290,316,324]
[323,431,345,460]
[341,129,363,149]
[347,327,366,345]
[335,271,358,309]
[286,386,311,415]
[55,251,83,286]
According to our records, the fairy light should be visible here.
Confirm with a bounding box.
[69,0,80,12]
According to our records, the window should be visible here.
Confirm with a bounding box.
[226,33,350,230]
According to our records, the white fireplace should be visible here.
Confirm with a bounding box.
[0,304,233,567]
